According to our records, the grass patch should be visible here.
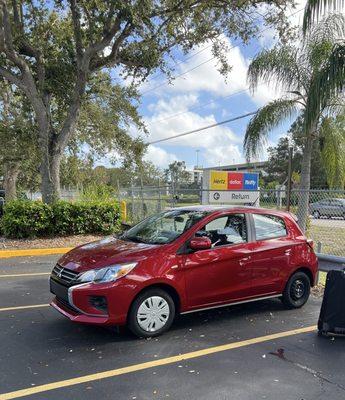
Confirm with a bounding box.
[318,271,327,286]
[309,225,345,257]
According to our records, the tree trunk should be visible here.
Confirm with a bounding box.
[3,161,21,201]
[40,149,62,204]
[296,133,314,232]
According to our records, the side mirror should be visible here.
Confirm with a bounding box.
[189,236,212,251]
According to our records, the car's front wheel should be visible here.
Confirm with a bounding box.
[281,272,311,309]
[128,289,175,338]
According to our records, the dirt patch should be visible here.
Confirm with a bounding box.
[312,284,325,298]
[0,234,104,250]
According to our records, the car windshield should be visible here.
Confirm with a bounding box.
[120,209,209,245]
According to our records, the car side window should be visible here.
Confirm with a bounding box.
[196,214,247,247]
[253,214,287,240]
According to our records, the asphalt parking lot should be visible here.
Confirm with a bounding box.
[1,255,344,400]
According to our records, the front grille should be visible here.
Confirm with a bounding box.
[51,264,79,286]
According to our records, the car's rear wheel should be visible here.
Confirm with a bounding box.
[128,289,175,338]
[281,272,311,309]
[313,210,320,219]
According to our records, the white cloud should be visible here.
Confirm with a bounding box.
[141,36,282,107]
[204,144,243,167]
[144,95,246,168]
[145,96,241,149]
[143,145,178,168]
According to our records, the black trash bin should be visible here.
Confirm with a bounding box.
[318,270,345,336]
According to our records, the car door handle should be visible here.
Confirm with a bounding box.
[284,249,292,255]
[239,256,251,266]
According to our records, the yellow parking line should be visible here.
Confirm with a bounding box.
[0,304,50,312]
[0,248,73,259]
[0,325,316,400]
[0,273,50,278]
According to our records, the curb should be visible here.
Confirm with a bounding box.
[0,247,73,259]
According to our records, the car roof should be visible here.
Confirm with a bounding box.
[168,205,292,218]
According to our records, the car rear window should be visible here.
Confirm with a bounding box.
[253,214,287,240]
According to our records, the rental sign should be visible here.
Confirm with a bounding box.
[209,171,259,205]
[209,171,259,191]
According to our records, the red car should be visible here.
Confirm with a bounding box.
[50,206,318,337]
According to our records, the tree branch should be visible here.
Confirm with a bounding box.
[86,13,123,58]
[90,22,133,70]
[0,66,24,89]
[69,0,83,67]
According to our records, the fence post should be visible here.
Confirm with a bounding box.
[140,175,145,219]
[131,182,134,223]
[120,200,127,223]
[158,178,162,212]
[286,146,293,211]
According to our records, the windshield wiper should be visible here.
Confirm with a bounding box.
[121,236,148,244]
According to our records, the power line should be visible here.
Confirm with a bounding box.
[148,111,257,145]
[142,7,304,96]
[146,85,259,125]
[141,57,214,95]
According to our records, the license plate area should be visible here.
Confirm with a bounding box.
[50,278,69,303]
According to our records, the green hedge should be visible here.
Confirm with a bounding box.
[1,200,120,238]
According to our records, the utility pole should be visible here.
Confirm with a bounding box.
[196,149,200,167]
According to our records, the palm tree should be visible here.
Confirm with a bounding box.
[244,15,345,231]
[304,0,345,128]
[303,0,345,31]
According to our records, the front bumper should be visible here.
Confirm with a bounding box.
[51,297,110,325]
[50,277,133,326]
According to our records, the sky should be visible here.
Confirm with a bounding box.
[116,1,308,171]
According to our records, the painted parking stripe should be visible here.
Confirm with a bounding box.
[0,304,50,312]
[0,248,72,259]
[0,273,50,278]
[0,325,316,400]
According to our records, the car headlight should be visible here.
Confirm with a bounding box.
[76,263,137,284]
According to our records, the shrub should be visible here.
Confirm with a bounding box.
[1,200,53,238]
[1,199,120,238]
[52,201,121,235]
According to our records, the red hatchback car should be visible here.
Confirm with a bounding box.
[50,206,318,337]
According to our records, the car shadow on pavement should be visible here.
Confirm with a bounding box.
[49,297,316,342]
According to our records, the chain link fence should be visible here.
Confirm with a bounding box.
[117,186,345,257]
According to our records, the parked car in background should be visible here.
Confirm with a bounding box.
[309,198,345,219]
[50,206,318,338]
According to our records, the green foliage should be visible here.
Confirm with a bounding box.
[303,0,345,32]
[1,200,120,238]
[263,118,330,188]
[79,184,116,202]
[51,201,120,236]
[244,14,345,181]
[319,114,345,188]
[244,99,298,160]
[1,200,53,238]
[164,161,191,187]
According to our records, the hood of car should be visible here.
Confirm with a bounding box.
[57,236,160,272]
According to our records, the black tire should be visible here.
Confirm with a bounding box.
[312,210,320,219]
[128,288,175,338]
[281,271,311,309]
